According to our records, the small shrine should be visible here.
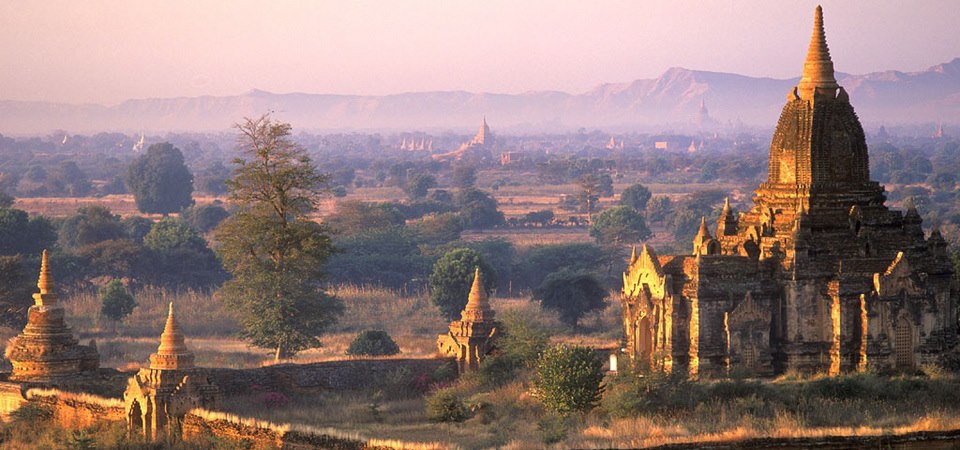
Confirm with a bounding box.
[437,267,498,372]
[124,303,219,441]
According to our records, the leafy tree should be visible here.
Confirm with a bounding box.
[76,239,147,281]
[0,255,34,326]
[346,330,401,356]
[143,218,224,288]
[47,161,92,197]
[121,216,154,243]
[456,188,504,229]
[514,243,610,292]
[520,209,554,227]
[182,204,230,233]
[143,217,206,252]
[326,226,431,288]
[589,206,652,247]
[0,208,57,256]
[414,213,463,246]
[100,279,136,323]
[534,269,608,328]
[456,238,516,293]
[598,173,614,197]
[426,388,469,422]
[0,190,14,208]
[429,248,496,320]
[645,196,672,223]
[577,174,602,222]
[215,115,343,361]
[58,206,125,250]
[619,183,652,211]
[325,201,405,236]
[534,344,605,414]
[406,173,437,199]
[126,142,194,215]
[452,165,477,189]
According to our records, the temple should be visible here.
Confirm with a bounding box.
[124,303,219,441]
[431,117,496,162]
[437,268,498,372]
[621,6,957,377]
[5,250,99,382]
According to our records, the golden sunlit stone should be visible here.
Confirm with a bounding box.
[621,6,957,378]
[437,267,498,373]
[5,250,99,383]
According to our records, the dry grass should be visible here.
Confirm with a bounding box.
[14,194,226,218]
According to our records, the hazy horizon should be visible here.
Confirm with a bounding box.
[3,1,960,106]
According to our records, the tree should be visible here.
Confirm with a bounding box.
[325,201,405,236]
[100,279,136,324]
[0,256,34,326]
[126,142,195,215]
[58,206,125,250]
[121,216,154,243]
[215,115,343,361]
[456,188,504,229]
[577,174,602,222]
[346,330,401,356]
[589,206,652,247]
[534,269,608,328]
[429,248,496,320]
[514,243,610,292]
[598,173,614,197]
[0,208,57,256]
[143,218,224,289]
[406,173,437,199]
[182,204,230,233]
[0,190,14,208]
[452,165,477,189]
[534,344,605,414]
[619,183,652,211]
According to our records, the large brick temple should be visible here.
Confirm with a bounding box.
[621,6,958,377]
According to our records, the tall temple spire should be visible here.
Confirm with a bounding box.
[464,267,489,312]
[34,249,58,306]
[150,302,195,370]
[797,6,839,100]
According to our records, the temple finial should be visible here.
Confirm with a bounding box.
[32,249,59,307]
[151,302,194,369]
[798,5,839,100]
[465,267,487,309]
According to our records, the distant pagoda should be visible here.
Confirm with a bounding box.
[5,250,99,383]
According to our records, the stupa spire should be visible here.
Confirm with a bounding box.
[33,249,58,306]
[150,302,194,370]
[798,6,839,100]
[464,267,488,311]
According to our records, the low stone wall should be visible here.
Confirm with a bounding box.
[647,430,960,450]
[205,358,455,394]
[183,408,445,450]
[24,388,125,428]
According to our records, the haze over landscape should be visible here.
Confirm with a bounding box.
[2,1,960,133]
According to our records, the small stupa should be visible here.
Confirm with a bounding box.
[437,267,498,372]
[6,250,99,382]
[124,303,218,441]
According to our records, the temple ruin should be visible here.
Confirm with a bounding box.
[437,268,498,372]
[5,250,99,383]
[621,6,958,377]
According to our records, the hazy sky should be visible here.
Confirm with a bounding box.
[2,1,959,105]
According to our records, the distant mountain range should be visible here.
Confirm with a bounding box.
[3,58,959,135]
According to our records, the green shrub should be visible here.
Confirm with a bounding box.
[426,388,470,422]
[537,414,569,445]
[100,279,136,323]
[346,330,400,356]
[534,344,605,414]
